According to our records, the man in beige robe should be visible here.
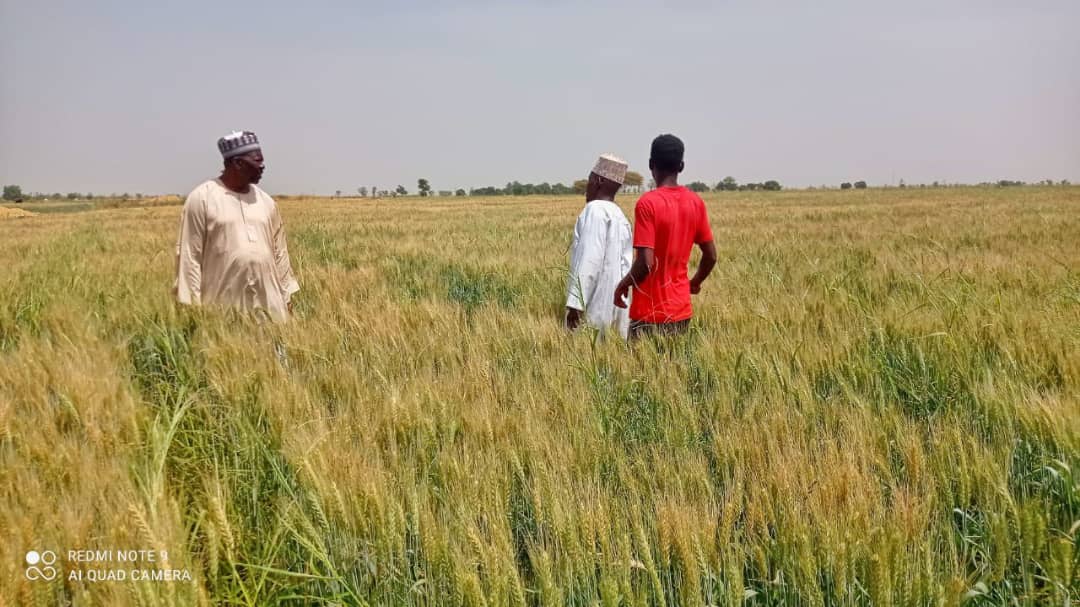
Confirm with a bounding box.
[174,131,299,322]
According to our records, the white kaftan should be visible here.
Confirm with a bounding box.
[566,199,633,339]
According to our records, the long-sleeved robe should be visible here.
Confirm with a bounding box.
[175,179,299,322]
[566,199,633,338]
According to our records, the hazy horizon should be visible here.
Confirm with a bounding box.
[2,1,1078,196]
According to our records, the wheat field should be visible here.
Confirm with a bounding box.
[1,187,1077,606]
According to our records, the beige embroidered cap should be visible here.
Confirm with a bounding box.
[591,153,628,185]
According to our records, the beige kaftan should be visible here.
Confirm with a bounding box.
[175,179,299,322]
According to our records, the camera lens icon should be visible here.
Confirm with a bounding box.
[25,550,58,581]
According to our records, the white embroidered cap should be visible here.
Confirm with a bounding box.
[591,153,628,185]
[217,131,261,159]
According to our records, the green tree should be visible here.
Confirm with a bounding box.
[687,181,710,193]
[418,178,432,197]
[624,171,644,191]
[572,179,589,195]
[715,176,737,191]
[66,192,80,199]
[763,180,782,191]
[854,181,867,189]
[395,185,408,196]
[358,187,368,197]
[3,185,23,201]
[841,182,853,190]
[455,189,466,196]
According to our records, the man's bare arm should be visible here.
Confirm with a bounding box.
[689,240,717,294]
[614,247,654,308]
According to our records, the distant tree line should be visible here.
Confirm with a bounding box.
[470,182,579,196]
[828,179,1072,190]
[2,185,110,203]
[5,175,1073,204]
[689,177,783,192]
[348,172,646,198]
[984,178,1067,185]
[361,180,589,197]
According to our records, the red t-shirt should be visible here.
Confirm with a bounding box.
[629,186,714,323]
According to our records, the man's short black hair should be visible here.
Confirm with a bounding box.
[650,134,684,173]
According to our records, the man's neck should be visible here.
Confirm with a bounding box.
[220,172,251,194]
[657,175,679,188]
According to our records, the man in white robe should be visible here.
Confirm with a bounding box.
[174,131,300,322]
[565,154,633,339]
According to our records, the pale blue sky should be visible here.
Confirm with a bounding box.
[1,1,1077,195]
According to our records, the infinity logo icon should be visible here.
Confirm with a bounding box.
[25,550,58,581]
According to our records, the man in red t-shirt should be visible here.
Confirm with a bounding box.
[614,134,717,338]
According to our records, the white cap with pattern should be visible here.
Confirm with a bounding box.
[591,153,628,185]
[217,131,261,159]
